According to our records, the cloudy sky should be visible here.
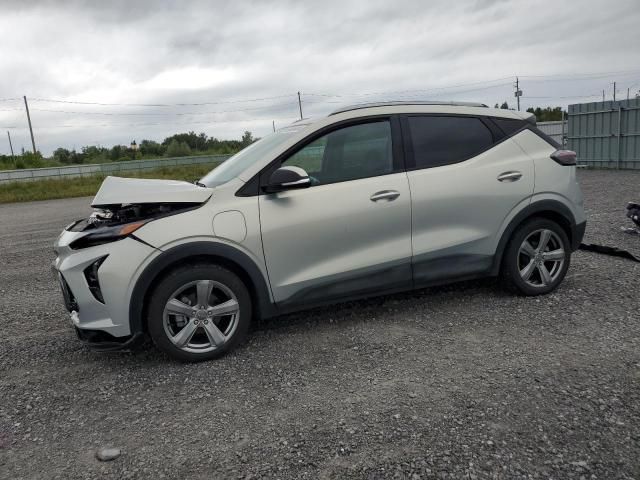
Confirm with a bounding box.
[1,0,639,155]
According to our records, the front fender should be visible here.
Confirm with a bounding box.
[128,240,276,334]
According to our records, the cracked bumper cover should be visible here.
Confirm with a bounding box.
[53,229,159,342]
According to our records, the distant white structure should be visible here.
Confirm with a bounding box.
[537,120,567,147]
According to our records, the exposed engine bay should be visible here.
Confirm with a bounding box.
[69,202,199,232]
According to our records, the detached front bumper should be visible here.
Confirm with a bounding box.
[53,228,159,345]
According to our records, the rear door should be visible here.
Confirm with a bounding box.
[402,114,535,285]
[259,118,413,306]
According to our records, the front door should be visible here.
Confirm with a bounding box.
[259,119,412,306]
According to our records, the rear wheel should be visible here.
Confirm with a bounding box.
[147,264,251,362]
[502,218,571,296]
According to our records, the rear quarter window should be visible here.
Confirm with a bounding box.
[407,116,494,169]
[492,118,527,136]
[492,117,560,148]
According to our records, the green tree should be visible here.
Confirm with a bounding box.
[526,106,565,122]
[165,139,192,157]
[53,148,71,164]
[68,150,85,164]
[162,131,203,151]
[139,139,165,157]
[81,145,109,163]
[241,131,255,148]
[19,151,47,168]
[109,145,125,161]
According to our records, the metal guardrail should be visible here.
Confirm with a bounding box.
[0,154,231,183]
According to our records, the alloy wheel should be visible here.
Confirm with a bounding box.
[162,280,240,354]
[517,229,566,288]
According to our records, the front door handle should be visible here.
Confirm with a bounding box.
[370,190,400,202]
[497,171,523,182]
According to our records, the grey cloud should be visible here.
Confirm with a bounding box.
[0,0,639,154]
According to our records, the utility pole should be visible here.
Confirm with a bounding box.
[297,91,303,120]
[514,77,522,111]
[602,90,605,102]
[272,120,275,132]
[627,88,630,100]
[613,82,616,102]
[7,131,15,160]
[23,96,37,154]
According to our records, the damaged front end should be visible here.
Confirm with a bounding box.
[64,176,214,249]
[51,176,215,348]
[67,202,201,250]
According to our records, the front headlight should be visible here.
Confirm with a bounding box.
[69,221,147,250]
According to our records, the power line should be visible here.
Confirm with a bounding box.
[1,116,299,130]
[525,93,603,99]
[304,77,515,98]
[518,68,640,79]
[303,71,640,99]
[9,68,640,110]
[29,101,299,116]
[29,93,297,108]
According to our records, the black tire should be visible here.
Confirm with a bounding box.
[501,217,571,296]
[147,264,251,362]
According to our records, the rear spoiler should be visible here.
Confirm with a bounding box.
[522,112,537,125]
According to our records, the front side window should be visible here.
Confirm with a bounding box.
[407,116,494,169]
[282,121,393,186]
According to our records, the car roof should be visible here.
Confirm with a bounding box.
[330,100,488,115]
[319,101,535,124]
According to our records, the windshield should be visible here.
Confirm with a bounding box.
[199,128,303,187]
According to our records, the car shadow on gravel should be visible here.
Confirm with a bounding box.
[64,276,503,365]
[252,276,503,334]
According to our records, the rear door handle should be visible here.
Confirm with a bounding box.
[497,171,522,182]
[370,190,400,202]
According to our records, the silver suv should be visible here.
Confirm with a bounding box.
[53,101,586,362]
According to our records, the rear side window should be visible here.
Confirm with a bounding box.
[407,116,493,169]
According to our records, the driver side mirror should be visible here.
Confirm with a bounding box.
[264,166,311,193]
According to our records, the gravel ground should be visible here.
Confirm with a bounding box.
[0,169,639,480]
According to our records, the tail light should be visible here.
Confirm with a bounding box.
[550,149,577,166]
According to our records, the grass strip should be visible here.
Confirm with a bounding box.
[0,163,220,204]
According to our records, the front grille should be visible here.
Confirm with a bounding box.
[58,273,79,312]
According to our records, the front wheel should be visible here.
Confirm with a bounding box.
[147,264,251,362]
[501,218,571,296]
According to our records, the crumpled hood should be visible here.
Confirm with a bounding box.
[91,176,213,207]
